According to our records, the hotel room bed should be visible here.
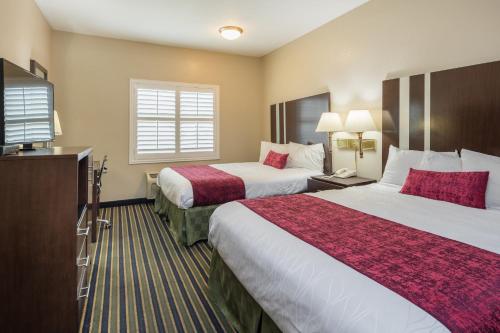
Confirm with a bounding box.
[155,161,322,245]
[208,183,500,333]
[158,162,321,209]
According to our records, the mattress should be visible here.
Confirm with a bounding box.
[157,162,321,209]
[208,183,500,333]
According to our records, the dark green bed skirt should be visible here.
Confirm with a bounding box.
[208,250,282,333]
[154,190,219,246]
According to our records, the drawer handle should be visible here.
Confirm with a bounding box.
[77,226,89,237]
[77,267,90,299]
[77,255,90,267]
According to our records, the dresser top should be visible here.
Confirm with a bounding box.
[0,146,92,161]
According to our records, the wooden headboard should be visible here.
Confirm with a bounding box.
[270,92,331,172]
[382,60,500,169]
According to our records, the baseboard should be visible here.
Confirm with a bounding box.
[98,198,154,208]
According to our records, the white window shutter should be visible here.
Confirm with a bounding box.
[180,91,215,152]
[130,80,219,163]
[136,88,176,154]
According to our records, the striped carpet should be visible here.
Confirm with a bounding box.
[80,203,234,333]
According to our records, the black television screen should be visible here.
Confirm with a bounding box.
[0,59,54,146]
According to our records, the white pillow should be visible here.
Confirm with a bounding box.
[461,149,500,210]
[259,141,289,163]
[287,142,325,172]
[418,150,462,172]
[380,145,425,186]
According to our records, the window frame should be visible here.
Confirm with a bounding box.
[129,79,220,164]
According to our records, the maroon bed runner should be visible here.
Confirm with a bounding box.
[172,165,245,206]
[240,194,500,332]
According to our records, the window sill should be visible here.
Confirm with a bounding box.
[129,155,221,165]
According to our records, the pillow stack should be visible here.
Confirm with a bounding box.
[259,141,325,172]
[382,145,499,210]
[381,145,461,186]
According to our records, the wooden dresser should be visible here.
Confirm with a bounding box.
[0,147,92,333]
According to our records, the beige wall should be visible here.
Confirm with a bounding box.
[0,0,51,73]
[5,0,500,199]
[263,0,500,179]
[52,31,264,201]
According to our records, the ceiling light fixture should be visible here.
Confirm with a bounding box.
[218,26,243,40]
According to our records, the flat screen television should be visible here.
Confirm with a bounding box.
[0,58,54,149]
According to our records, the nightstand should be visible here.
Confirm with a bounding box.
[307,175,377,192]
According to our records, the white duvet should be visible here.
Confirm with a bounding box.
[157,162,321,209]
[209,183,500,333]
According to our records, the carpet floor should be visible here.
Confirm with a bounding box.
[80,203,234,333]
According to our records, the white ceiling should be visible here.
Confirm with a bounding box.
[35,0,368,57]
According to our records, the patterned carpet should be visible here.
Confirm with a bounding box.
[80,203,234,333]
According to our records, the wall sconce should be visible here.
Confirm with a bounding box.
[344,110,376,158]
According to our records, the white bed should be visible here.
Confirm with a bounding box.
[209,183,500,333]
[157,162,321,209]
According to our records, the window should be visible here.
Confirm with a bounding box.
[129,79,219,164]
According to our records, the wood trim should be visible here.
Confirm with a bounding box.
[278,103,285,144]
[430,60,500,156]
[99,198,154,208]
[409,74,425,150]
[382,78,400,169]
[270,104,277,143]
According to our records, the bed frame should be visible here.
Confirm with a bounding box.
[382,60,500,169]
[270,92,331,173]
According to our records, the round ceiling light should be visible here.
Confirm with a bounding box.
[218,26,243,40]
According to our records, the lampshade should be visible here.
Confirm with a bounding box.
[344,110,376,133]
[54,110,63,136]
[315,112,343,132]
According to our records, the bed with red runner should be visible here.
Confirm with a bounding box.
[171,165,246,206]
[208,183,500,332]
[155,162,320,246]
[240,194,500,332]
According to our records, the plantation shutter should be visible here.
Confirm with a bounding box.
[131,80,218,163]
[179,91,215,152]
[136,88,176,154]
[4,87,52,143]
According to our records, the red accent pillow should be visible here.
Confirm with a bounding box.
[400,168,489,209]
[263,150,289,169]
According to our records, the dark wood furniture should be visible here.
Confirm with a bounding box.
[382,60,500,170]
[270,92,332,173]
[308,175,376,192]
[0,147,92,333]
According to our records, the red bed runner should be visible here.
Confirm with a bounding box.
[172,165,245,206]
[240,194,500,332]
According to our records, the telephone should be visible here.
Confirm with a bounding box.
[333,168,357,179]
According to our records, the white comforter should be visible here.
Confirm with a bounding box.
[157,162,321,209]
[209,183,500,333]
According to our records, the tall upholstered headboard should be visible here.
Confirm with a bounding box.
[270,92,331,173]
[382,60,500,169]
